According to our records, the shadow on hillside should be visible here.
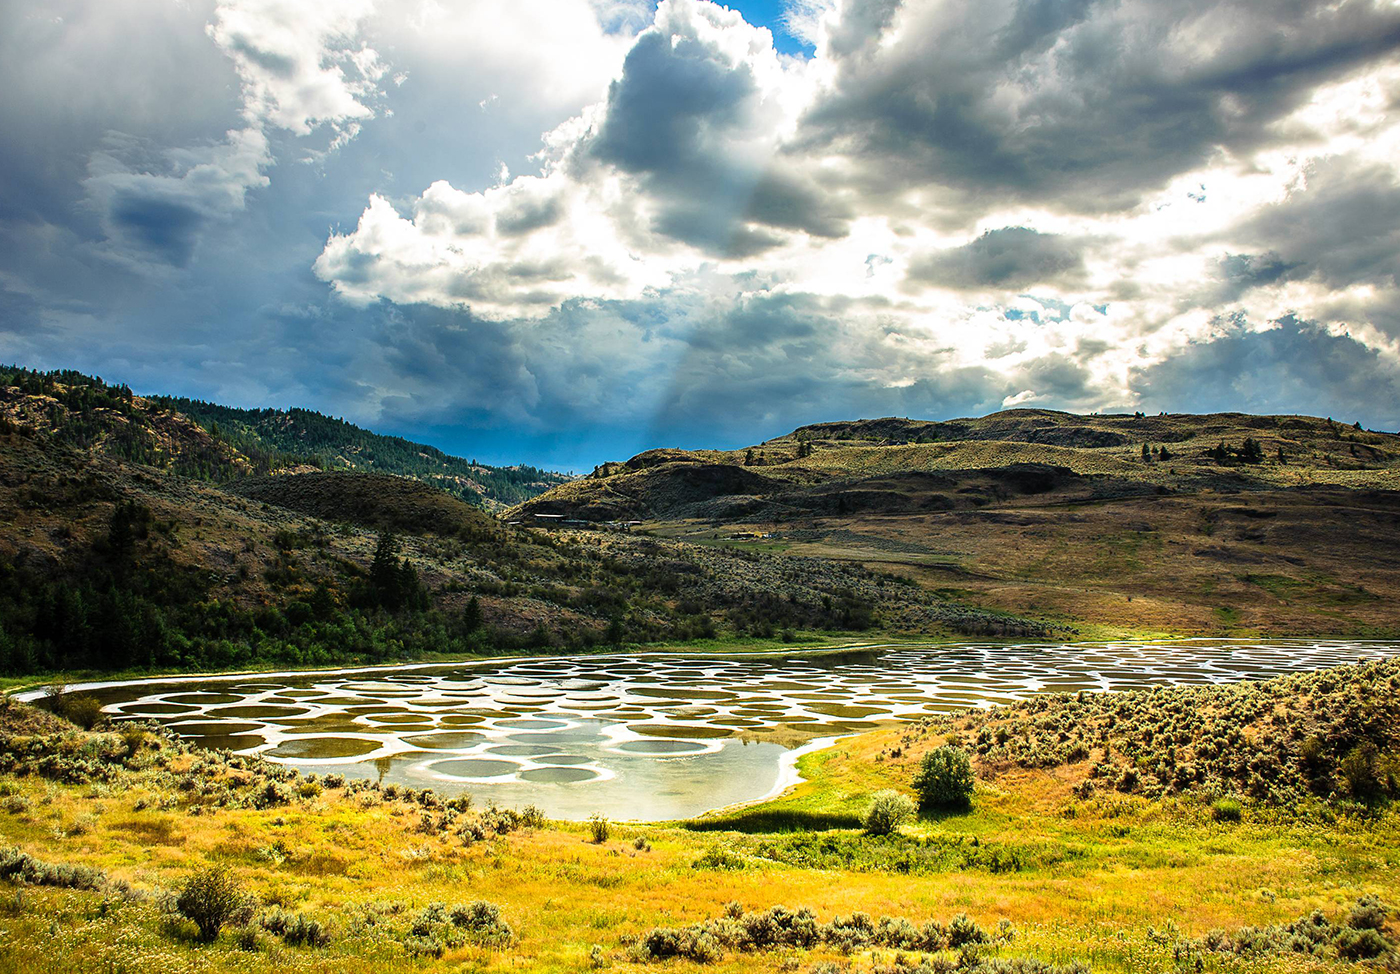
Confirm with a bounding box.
[683,809,862,833]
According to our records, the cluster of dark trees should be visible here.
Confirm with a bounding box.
[0,365,314,479]
[1205,438,1266,463]
[1,364,565,508]
[0,503,490,677]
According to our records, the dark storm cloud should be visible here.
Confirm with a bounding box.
[0,286,41,338]
[105,192,207,267]
[583,20,850,255]
[496,194,565,236]
[906,227,1086,290]
[1214,252,1298,302]
[798,0,1400,218]
[644,292,1014,443]
[1131,316,1400,430]
[1234,158,1400,294]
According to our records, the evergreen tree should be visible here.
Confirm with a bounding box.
[463,595,483,633]
[370,532,403,610]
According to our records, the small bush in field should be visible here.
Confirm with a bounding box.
[0,847,104,889]
[912,746,974,811]
[62,696,104,730]
[588,813,610,843]
[176,865,254,941]
[862,790,915,836]
[1211,797,1243,822]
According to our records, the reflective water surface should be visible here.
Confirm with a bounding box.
[83,640,1399,820]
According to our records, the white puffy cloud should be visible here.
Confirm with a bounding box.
[82,0,385,268]
[7,0,1400,462]
[313,0,1400,423]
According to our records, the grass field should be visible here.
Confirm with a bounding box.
[1,663,1396,974]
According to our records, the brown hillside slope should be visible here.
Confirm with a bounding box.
[513,410,1400,637]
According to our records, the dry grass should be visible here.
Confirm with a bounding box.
[1,684,1397,973]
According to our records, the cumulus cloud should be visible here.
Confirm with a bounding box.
[800,0,1400,217]
[905,228,1087,291]
[1131,316,1400,423]
[7,0,1400,466]
[82,0,385,269]
[317,1,853,315]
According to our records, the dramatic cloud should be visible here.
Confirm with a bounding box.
[80,0,386,270]
[905,228,1087,291]
[4,0,1400,469]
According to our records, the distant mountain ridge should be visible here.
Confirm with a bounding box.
[0,365,570,509]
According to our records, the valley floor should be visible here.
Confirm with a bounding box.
[1,687,1396,973]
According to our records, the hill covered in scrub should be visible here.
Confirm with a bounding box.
[0,365,569,510]
[922,657,1400,807]
[0,397,1045,677]
[515,409,1400,637]
[518,409,1400,523]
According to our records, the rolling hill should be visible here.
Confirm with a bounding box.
[514,409,1400,637]
[0,369,1051,678]
[0,365,569,509]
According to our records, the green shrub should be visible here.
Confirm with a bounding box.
[118,724,148,754]
[61,696,105,730]
[449,900,513,944]
[912,746,974,812]
[692,845,748,870]
[588,813,610,843]
[1340,743,1383,802]
[0,847,105,889]
[1211,797,1243,822]
[261,907,330,947]
[176,865,254,941]
[1335,926,1391,960]
[862,790,915,836]
[1348,895,1388,932]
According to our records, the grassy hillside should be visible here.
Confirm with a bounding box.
[515,410,1400,638]
[0,660,1396,973]
[0,419,1044,678]
[0,365,569,509]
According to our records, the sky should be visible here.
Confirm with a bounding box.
[2,0,1400,471]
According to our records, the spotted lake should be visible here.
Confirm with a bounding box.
[57,640,1400,821]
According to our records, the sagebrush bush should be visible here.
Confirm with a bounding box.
[1192,897,1395,961]
[633,904,1012,964]
[913,746,975,811]
[176,865,254,941]
[61,696,104,730]
[588,813,610,843]
[0,846,105,890]
[862,790,915,835]
[1211,797,1242,822]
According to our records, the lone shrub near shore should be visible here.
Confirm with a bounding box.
[862,790,915,835]
[912,746,974,812]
